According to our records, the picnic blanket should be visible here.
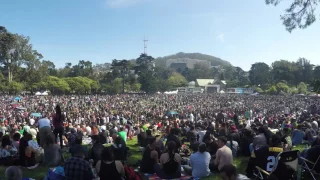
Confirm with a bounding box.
[144,173,194,180]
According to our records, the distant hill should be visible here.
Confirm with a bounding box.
[155,52,232,68]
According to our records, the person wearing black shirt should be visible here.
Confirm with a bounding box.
[204,137,218,156]
[138,129,147,147]
[187,126,197,144]
[306,145,320,173]
[246,134,283,178]
[229,126,240,143]
[166,128,181,152]
[140,137,158,174]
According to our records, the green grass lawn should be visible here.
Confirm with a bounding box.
[0,139,305,180]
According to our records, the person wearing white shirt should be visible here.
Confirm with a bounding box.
[85,126,92,136]
[29,127,38,139]
[29,118,35,126]
[189,113,194,122]
[284,106,290,116]
[38,116,52,147]
[198,130,206,143]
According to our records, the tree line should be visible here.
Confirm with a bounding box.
[0,26,319,94]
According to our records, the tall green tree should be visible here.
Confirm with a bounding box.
[297,82,308,94]
[167,72,187,87]
[312,79,320,93]
[271,60,297,85]
[313,66,320,79]
[295,58,313,84]
[266,0,319,32]
[111,59,132,93]
[249,62,271,86]
[0,28,16,82]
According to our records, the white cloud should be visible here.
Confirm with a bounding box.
[105,0,144,8]
[217,33,225,43]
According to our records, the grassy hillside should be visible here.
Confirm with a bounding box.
[155,52,232,68]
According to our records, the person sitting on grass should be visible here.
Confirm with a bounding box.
[43,133,62,166]
[0,135,18,165]
[5,166,23,180]
[19,133,39,168]
[211,136,233,172]
[183,143,211,178]
[64,146,93,180]
[220,164,250,180]
[140,137,158,174]
[69,135,88,159]
[90,135,105,165]
[111,136,126,162]
[11,133,21,150]
[95,147,125,180]
[291,124,305,146]
[154,141,181,179]
[67,128,78,147]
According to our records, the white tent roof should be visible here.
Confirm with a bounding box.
[41,92,48,96]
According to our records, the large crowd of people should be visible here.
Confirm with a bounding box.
[0,94,319,180]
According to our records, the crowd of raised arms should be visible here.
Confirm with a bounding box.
[0,94,319,180]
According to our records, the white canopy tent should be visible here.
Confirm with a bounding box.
[41,92,49,96]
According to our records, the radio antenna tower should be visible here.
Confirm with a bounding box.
[143,36,148,55]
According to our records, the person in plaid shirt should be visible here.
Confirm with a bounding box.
[64,146,93,180]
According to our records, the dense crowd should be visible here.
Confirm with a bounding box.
[0,94,319,180]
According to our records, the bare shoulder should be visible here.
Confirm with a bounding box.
[115,160,124,167]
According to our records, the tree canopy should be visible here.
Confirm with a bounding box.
[266,0,319,32]
[0,26,319,95]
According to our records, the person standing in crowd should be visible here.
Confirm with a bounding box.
[118,127,127,143]
[37,113,51,147]
[53,105,65,148]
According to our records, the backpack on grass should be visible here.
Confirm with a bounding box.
[124,165,142,180]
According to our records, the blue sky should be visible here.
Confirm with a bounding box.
[1,0,319,70]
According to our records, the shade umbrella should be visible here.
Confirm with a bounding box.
[167,111,178,115]
[14,96,21,101]
[30,112,42,117]
[16,107,26,110]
